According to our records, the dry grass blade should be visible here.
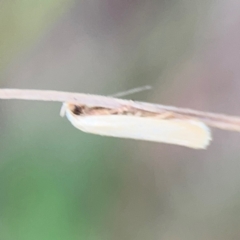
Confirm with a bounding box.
[0,88,240,132]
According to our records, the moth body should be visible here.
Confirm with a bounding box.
[61,103,212,149]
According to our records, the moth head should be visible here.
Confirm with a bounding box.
[60,103,84,117]
[70,104,84,115]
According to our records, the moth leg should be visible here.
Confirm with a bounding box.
[109,105,135,115]
[155,112,199,121]
[156,112,176,119]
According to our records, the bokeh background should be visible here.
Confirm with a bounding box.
[1,0,240,239]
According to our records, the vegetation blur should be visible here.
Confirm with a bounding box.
[1,0,240,239]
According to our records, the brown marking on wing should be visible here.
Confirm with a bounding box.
[68,103,199,121]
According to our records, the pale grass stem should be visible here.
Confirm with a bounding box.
[0,88,240,132]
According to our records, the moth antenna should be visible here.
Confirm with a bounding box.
[111,85,152,98]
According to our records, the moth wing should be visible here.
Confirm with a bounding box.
[65,112,211,149]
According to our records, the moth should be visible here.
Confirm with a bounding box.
[61,103,211,149]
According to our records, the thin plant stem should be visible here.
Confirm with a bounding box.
[0,88,240,132]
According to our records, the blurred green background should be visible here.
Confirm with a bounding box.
[1,0,240,239]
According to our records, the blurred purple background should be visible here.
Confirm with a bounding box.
[1,0,240,239]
